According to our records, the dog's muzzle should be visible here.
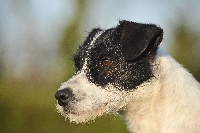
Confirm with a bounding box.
[55,88,73,106]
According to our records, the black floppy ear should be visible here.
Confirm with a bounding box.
[118,21,163,60]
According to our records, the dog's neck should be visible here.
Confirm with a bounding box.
[120,48,200,133]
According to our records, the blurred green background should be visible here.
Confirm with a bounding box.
[0,0,200,133]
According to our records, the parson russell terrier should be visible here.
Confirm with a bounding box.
[55,20,200,133]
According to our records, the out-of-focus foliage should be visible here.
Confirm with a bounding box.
[170,22,200,81]
[59,0,87,81]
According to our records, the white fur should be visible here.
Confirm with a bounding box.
[57,71,133,123]
[120,48,200,133]
[56,48,200,133]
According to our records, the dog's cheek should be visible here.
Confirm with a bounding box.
[112,60,154,90]
[88,69,112,86]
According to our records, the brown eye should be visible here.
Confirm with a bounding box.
[101,58,113,67]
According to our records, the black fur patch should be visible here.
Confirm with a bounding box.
[74,20,163,90]
[74,28,103,71]
[119,21,163,61]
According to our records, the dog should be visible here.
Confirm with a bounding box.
[55,20,200,133]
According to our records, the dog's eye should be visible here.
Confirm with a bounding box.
[100,57,113,67]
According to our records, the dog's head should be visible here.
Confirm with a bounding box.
[55,20,163,123]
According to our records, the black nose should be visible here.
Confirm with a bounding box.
[55,88,73,106]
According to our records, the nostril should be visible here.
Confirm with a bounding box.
[55,88,73,106]
[59,93,68,101]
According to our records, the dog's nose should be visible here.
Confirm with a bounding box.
[55,88,73,106]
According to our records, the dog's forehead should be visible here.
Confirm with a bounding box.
[73,27,121,70]
[86,27,121,52]
[90,29,122,55]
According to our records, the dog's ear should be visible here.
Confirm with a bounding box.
[117,21,163,60]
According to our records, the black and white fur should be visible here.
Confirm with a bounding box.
[55,20,200,133]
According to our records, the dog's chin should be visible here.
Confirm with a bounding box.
[56,103,109,123]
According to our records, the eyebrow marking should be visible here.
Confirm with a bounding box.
[82,31,104,71]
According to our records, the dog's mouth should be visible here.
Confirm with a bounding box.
[56,102,110,123]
